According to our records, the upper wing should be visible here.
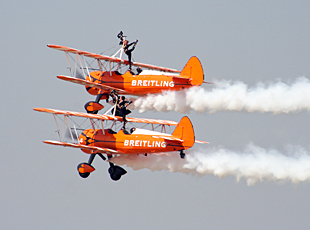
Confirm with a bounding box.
[33,108,178,126]
[57,75,131,94]
[126,117,178,126]
[34,108,117,120]
[48,44,181,73]
[43,140,122,153]
[48,44,123,63]
[131,62,180,73]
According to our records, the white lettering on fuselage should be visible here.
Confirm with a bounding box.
[132,79,174,87]
[124,140,166,148]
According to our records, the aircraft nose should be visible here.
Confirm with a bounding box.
[79,129,95,145]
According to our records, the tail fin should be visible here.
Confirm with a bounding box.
[180,56,204,86]
[172,116,195,149]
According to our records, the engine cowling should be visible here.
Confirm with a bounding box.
[79,129,95,154]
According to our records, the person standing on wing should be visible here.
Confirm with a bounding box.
[122,39,138,70]
[118,96,132,128]
[117,31,138,71]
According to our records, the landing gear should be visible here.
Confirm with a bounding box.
[108,162,127,181]
[84,93,108,114]
[77,153,126,180]
[77,163,95,178]
[84,101,104,114]
[180,150,185,159]
[77,153,96,178]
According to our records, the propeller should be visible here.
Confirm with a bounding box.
[64,127,82,142]
[67,67,86,80]
[75,70,86,80]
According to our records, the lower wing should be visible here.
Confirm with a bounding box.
[43,140,122,154]
[57,75,130,94]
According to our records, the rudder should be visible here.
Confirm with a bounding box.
[172,116,195,149]
[180,56,204,86]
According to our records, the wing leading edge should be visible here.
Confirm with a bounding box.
[48,44,181,73]
[43,140,121,154]
[57,75,131,94]
[33,107,178,126]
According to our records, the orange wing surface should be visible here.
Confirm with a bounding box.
[33,108,178,126]
[43,140,120,153]
[48,44,181,73]
[57,75,130,94]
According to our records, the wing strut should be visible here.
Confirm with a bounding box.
[53,114,61,140]
[65,52,73,77]
[82,55,90,79]
[100,120,105,135]
[64,115,75,142]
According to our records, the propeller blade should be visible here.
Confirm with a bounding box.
[64,127,82,141]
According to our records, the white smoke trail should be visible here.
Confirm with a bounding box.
[110,144,310,186]
[134,77,310,114]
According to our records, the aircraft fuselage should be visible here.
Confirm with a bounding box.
[85,70,192,96]
[79,128,184,154]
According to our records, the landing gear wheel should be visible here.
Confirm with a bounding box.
[79,172,90,178]
[77,163,95,179]
[108,164,127,181]
[109,167,122,181]
[84,101,104,114]
[90,110,99,114]
[180,150,185,159]
[85,108,99,114]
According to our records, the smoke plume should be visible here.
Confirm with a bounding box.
[134,77,310,114]
[110,144,310,186]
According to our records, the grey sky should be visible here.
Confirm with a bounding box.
[1,1,310,229]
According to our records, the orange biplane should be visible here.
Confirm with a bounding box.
[48,43,207,114]
[34,107,208,181]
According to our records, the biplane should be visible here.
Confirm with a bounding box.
[48,43,207,114]
[33,106,208,181]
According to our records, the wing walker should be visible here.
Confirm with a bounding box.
[35,31,208,181]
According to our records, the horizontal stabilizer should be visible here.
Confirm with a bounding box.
[152,135,183,142]
[195,140,209,144]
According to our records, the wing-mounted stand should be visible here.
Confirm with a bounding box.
[115,31,125,59]
[111,47,124,61]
